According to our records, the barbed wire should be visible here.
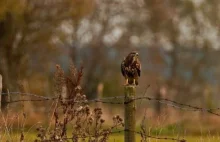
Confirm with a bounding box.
[1,92,125,101]
[1,92,124,104]
[1,91,218,142]
[5,95,125,104]
[113,130,186,142]
[1,92,52,99]
[2,92,220,116]
[41,129,185,142]
[133,96,220,116]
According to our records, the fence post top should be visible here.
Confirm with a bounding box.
[124,85,136,88]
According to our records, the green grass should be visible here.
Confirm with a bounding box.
[108,134,220,142]
[2,133,220,142]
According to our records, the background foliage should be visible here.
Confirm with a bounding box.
[0,0,220,135]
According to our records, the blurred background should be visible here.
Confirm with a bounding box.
[1,0,220,135]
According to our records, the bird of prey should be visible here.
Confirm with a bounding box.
[121,51,141,85]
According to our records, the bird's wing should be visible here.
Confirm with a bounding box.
[136,61,141,76]
[121,60,126,77]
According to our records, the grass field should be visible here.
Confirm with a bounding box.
[108,135,220,142]
[2,134,220,142]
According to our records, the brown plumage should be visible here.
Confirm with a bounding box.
[121,51,141,85]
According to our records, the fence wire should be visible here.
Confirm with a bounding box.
[2,92,220,116]
[57,129,186,142]
[0,91,219,142]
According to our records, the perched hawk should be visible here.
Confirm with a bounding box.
[121,51,141,85]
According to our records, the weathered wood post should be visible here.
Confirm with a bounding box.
[97,82,104,108]
[0,74,2,112]
[6,89,10,113]
[124,85,136,142]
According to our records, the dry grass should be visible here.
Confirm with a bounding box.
[0,64,220,142]
[0,64,124,142]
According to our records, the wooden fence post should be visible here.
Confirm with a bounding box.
[97,82,104,108]
[6,89,10,113]
[0,75,9,113]
[124,85,136,142]
[0,74,2,112]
